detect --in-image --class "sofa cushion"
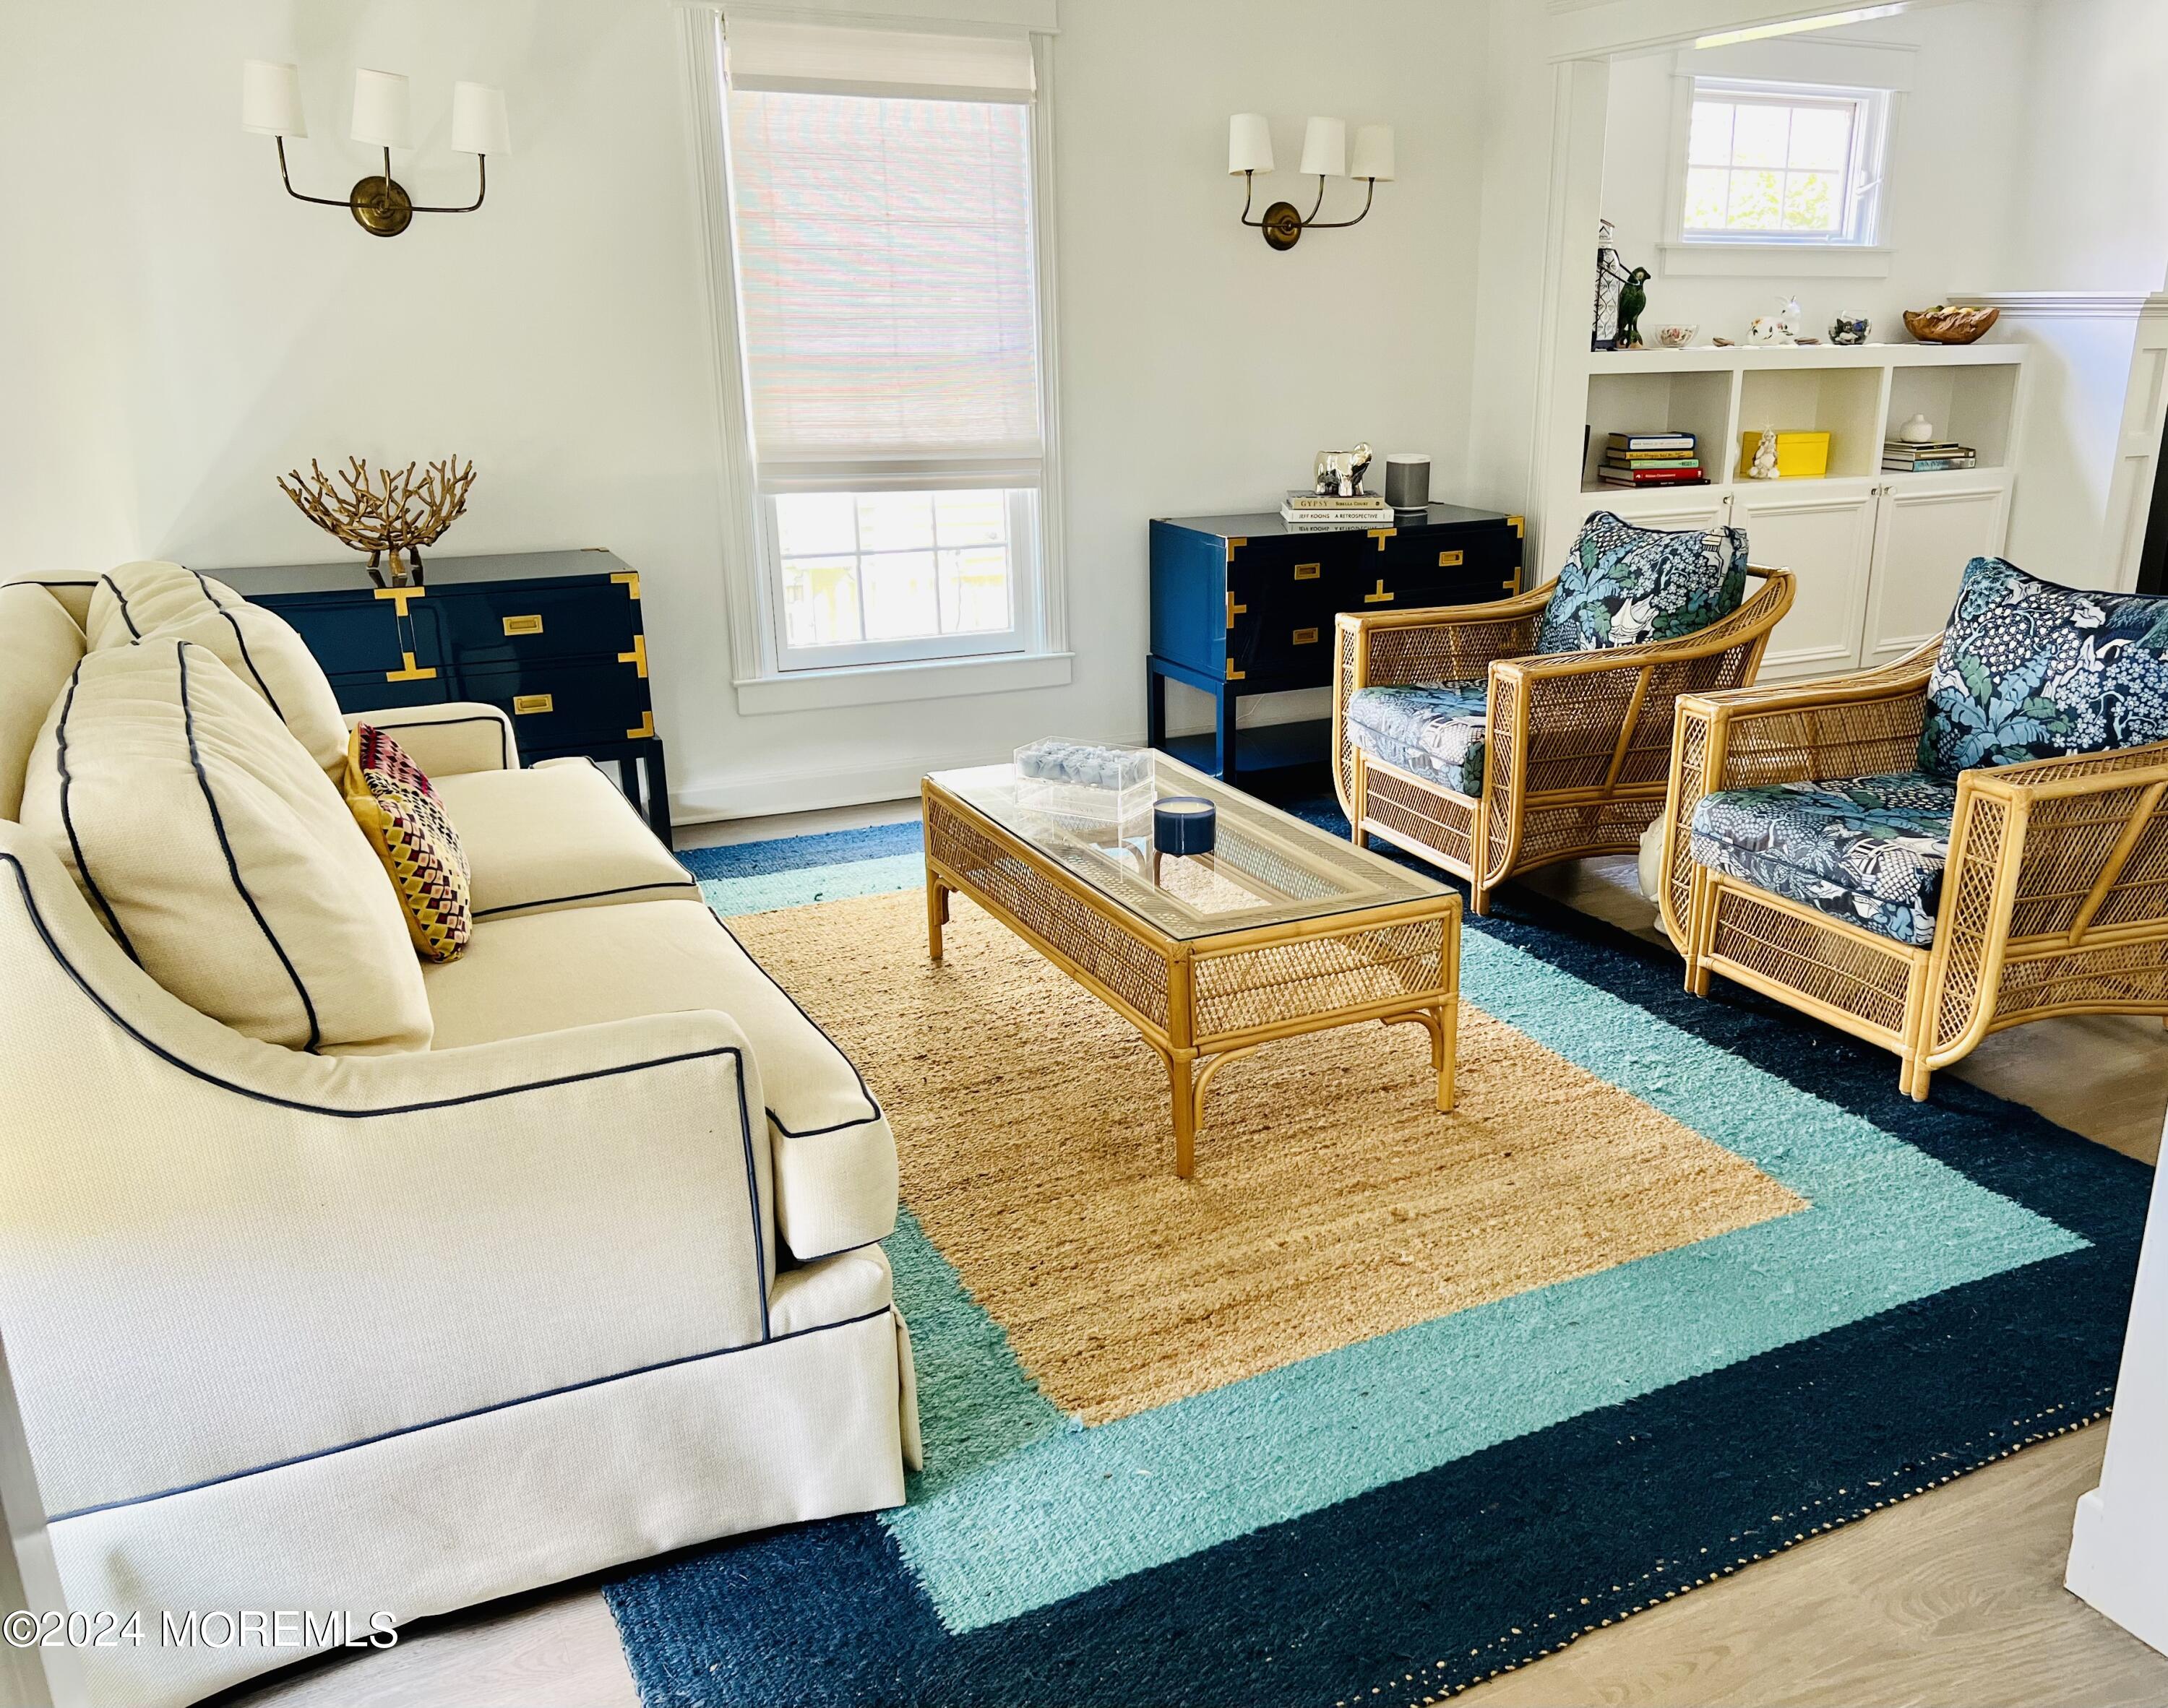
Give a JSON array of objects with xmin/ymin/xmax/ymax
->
[
  {"xmin": 345, "ymin": 724, "xmax": 473, "ymax": 963},
  {"xmin": 1917, "ymin": 556, "xmax": 2168, "ymax": 779},
  {"xmin": 87, "ymin": 562, "xmax": 350, "ymax": 778},
  {"xmin": 1346, "ymin": 683, "xmax": 1489, "ymax": 796},
  {"xmin": 17, "ymin": 640, "xmax": 431, "ymax": 1053},
  {"xmin": 1536, "ymin": 511, "xmax": 1749, "ymax": 654},
  {"xmin": 425, "ymin": 898, "xmax": 897, "ymax": 1257},
  {"xmin": 0, "ymin": 583, "xmax": 85, "ymax": 821},
  {"xmin": 1690, "ymin": 771, "xmax": 1958, "ymax": 949},
  {"xmin": 431, "ymin": 759, "xmax": 700, "ymax": 920}
]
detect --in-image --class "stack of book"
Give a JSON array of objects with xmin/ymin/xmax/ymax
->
[
  {"xmin": 1882, "ymin": 439, "xmax": 1978, "ymax": 473},
  {"xmin": 1599, "ymin": 433, "xmax": 1706, "ymax": 488},
  {"xmin": 1281, "ymin": 488, "xmax": 1390, "ymax": 528}
]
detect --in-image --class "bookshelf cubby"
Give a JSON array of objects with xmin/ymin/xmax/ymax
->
[{"xmin": 1553, "ymin": 342, "xmax": 2028, "ymax": 683}]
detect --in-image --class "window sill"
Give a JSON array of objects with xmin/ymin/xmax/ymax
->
[
  {"xmin": 733, "ymin": 649, "xmax": 1074, "ymax": 715},
  {"xmin": 1659, "ymin": 242, "xmax": 1893, "ymax": 279}
]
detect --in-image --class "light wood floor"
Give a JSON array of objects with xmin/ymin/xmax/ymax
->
[{"xmin": 222, "ymin": 837, "xmax": 2168, "ymax": 1708}]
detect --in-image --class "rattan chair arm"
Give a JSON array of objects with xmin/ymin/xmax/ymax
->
[
  {"xmin": 1675, "ymin": 637, "xmax": 1940, "ymax": 723},
  {"xmin": 1335, "ymin": 585, "xmax": 1553, "ymax": 638},
  {"xmin": 1958, "ymin": 739, "xmax": 2168, "ymax": 801}
]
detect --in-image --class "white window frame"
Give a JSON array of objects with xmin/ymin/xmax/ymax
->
[
  {"xmin": 761, "ymin": 486, "xmax": 1042, "ymax": 671},
  {"xmin": 1674, "ymin": 78, "xmax": 1884, "ymax": 246},
  {"xmin": 679, "ymin": 7, "xmax": 1071, "ymax": 714},
  {"xmin": 1656, "ymin": 43, "xmax": 1908, "ymax": 280}
]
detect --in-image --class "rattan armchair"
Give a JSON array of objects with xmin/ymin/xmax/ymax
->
[
  {"xmin": 1659, "ymin": 644, "xmax": 2168, "ymax": 1098},
  {"xmin": 1333, "ymin": 569, "xmax": 1794, "ymax": 914}
]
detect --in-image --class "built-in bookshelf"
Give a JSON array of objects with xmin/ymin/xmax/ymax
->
[{"xmin": 1552, "ymin": 341, "xmax": 2028, "ymax": 681}]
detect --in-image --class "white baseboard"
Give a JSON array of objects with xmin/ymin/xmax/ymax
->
[{"xmin": 671, "ymin": 736, "xmax": 1145, "ymax": 824}]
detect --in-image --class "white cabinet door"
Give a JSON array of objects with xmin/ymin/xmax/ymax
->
[
  {"xmin": 1730, "ymin": 483, "xmax": 1877, "ymax": 681},
  {"xmin": 1864, "ymin": 477, "xmax": 2012, "ymax": 668}
]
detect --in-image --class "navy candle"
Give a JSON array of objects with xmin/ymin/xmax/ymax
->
[{"xmin": 1154, "ymin": 795, "xmax": 1217, "ymax": 857}]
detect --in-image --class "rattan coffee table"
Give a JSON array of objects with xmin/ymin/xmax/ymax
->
[{"xmin": 921, "ymin": 752, "xmax": 1460, "ymax": 1176}]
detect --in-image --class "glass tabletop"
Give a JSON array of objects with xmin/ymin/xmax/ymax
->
[{"xmin": 927, "ymin": 751, "xmax": 1449, "ymax": 941}]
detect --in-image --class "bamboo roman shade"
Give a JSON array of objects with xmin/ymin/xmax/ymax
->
[{"xmin": 722, "ymin": 16, "xmax": 1044, "ymax": 487}]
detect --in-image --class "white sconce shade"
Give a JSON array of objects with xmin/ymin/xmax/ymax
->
[
  {"xmin": 1350, "ymin": 124, "xmax": 1395, "ymax": 182},
  {"xmin": 1299, "ymin": 116, "xmax": 1346, "ymax": 177},
  {"xmin": 1227, "ymin": 113, "xmax": 1274, "ymax": 175},
  {"xmin": 451, "ymin": 82, "xmax": 509, "ymax": 155},
  {"xmin": 350, "ymin": 69, "xmax": 413, "ymax": 148},
  {"xmin": 241, "ymin": 60, "xmax": 306, "ymax": 137}
]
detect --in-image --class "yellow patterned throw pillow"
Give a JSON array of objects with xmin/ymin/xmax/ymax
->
[{"xmin": 345, "ymin": 723, "xmax": 473, "ymax": 962}]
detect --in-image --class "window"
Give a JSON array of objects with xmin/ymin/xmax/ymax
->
[
  {"xmin": 715, "ymin": 17, "xmax": 1052, "ymax": 674},
  {"xmin": 1678, "ymin": 78, "xmax": 1888, "ymax": 246}
]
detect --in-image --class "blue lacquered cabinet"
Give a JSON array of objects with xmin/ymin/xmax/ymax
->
[
  {"xmin": 212, "ymin": 548, "xmax": 672, "ymax": 845},
  {"xmin": 1148, "ymin": 504, "xmax": 1523, "ymax": 779}
]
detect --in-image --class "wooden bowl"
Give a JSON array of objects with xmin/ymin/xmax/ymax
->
[{"xmin": 1903, "ymin": 306, "xmax": 2000, "ymax": 345}]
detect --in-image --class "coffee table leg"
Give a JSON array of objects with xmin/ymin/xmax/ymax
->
[
  {"xmin": 1437, "ymin": 996, "xmax": 1458, "ymax": 1113},
  {"xmin": 926, "ymin": 876, "xmax": 950, "ymax": 962},
  {"xmin": 1163, "ymin": 1050, "xmax": 1197, "ymax": 1178}
]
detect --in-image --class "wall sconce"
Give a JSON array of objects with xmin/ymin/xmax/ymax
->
[
  {"xmin": 1229, "ymin": 114, "xmax": 1393, "ymax": 251},
  {"xmin": 241, "ymin": 60, "xmax": 508, "ymax": 238}
]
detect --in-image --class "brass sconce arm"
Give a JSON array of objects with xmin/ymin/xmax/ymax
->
[
  {"xmin": 1302, "ymin": 176, "xmax": 1377, "ymax": 231},
  {"xmin": 272, "ymin": 135, "xmax": 356, "ymax": 211},
  {"xmin": 408, "ymin": 155, "xmax": 487, "ymax": 215}
]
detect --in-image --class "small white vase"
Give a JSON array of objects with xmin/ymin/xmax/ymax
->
[{"xmin": 1898, "ymin": 414, "xmax": 1937, "ymax": 445}]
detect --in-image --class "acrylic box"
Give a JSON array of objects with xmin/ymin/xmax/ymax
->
[{"xmin": 1012, "ymin": 739, "xmax": 1156, "ymax": 832}]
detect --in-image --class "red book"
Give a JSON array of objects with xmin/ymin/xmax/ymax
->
[{"xmin": 1600, "ymin": 470, "xmax": 1708, "ymax": 486}]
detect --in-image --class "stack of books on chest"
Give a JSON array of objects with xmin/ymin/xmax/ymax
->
[
  {"xmin": 1599, "ymin": 434, "xmax": 1706, "ymax": 488},
  {"xmin": 1883, "ymin": 440, "xmax": 1978, "ymax": 473},
  {"xmin": 1281, "ymin": 488, "xmax": 1390, "ymax": 527}
]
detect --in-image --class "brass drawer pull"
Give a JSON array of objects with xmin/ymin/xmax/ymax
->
[
  {"xmin": 1293, "ymin": 626, "xmax": 1320, "ymax": 644},
  {"xmin": 512, "ymin": 694, "xmax": 554, "ymax": 715},
  {"xmin": 1438, "ymin": 550, "xmax": 1464, "ymax": 568},
  {"xmin": 1294, "ymin": 562, "xmax": 1322, "ymax": 581},
  {"xmin": 502, "ymin": 613, "xmax": 543, "ymax": 637}
]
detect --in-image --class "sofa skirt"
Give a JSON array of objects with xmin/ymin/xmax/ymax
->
[{"xmin": 54, "ymin": 1303, "xmax": 910, "ymax": 1708}]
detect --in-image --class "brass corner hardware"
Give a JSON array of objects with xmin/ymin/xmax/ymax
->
[
  {"xmin": 1507, "ymin": 514, "xmax": 1526, "ymax": 538},
  {"xmin": 1362, "ymin": 579, "xmax": 1393, "ymax": 604},
  {"xmin": 502, "ymin": 613, "xmax": 543, "ymax": 637},
  {"xmin": 1225, "ymin": 538, "xmax": 1246, "ymax": 564},
  {"xmin": 1369, "ymin": 527, "xmax": 1397, "ymax": 550},
  {"xmin": 1226, "ymin": 593, "xmax": 1247, "ymax": 627},
  {"xmin": 619, "ymin": 634, "xmax": 649, "ymax": 678},
  {"xmin": 512, "ymin": 694, "xmax": 554, "ymax": 715},
  {"xmin": 374, "ymin": 585, "xmax": 426, "ymax": 617},
  {"xmin": 1225, "ymin": 660, "xmax": 1246, "ymax": 682},
  {"xmin": 611, "ymin": 570, "xmax": 642, "ymax": 600},
  {"xmin": 385, "ymin": 650, "xmax": 436, "ymax": 682},
  {"xmin": 627, "ymin": 709, "xmax": 657, "ymax": 739}
]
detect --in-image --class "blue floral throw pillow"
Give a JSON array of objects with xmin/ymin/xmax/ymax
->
[
  {"xmin": 1536, "ymin": 511, "xmax": 1749, "ymax": 654},
  {"xmin": 1917, "ymin": 557, "xmax": 2168, "ymax": 780}
]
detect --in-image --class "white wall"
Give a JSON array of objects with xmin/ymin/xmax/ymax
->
[
  {"xmin": 2006, "ymin": 0, "xmax": 2168, "ymax": 293},
  {"xmin": 1593, "ymin": 6, "xmax": 2031, "ymax": 348},
  {"xmin": 0, "ymin": 0, "xmax": 1489, "ymax": 820}
]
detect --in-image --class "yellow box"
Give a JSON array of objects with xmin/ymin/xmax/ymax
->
[{"xmin": 1737, "ymin": 430, "xmax": 1831, "ymax": 480}]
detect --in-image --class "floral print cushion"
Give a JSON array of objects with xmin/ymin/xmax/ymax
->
[
  {"xmin": 1918, "ymin": 556, "xmax": 2168, "ymax": 779},
  {"xmin": 1689, "ymin": 772, "xmax": 1958, "ymax": 949},
  {"xmin": 1536, "ymin": 511, "xmax": 1750, "ymax": 655},
  {"xmin": 1346, "ymin": 683, "xmax": 1489, "ymax": 798}
]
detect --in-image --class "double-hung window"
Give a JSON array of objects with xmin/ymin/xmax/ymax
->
[{"xmin": 715, "ymin": 15, "xmax": 1051, "ymax": 675}]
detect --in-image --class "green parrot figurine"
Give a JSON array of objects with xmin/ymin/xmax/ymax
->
[{"xmin": 1616, "ymin": 266, "xmax": 1651, "ymax": 350}]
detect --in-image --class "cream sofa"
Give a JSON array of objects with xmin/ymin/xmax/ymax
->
[{"xmin": 0, "ymin": 570, "xmax": 916, "ymax": 1708}]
